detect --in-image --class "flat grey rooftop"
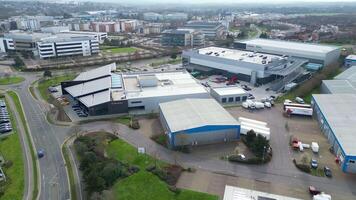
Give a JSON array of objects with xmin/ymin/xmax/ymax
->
[
  {"xmin": 322, "ymin": 80, "xmax": 356, "ymax": 94},
  {"xmin": 312, "ymin": 94, "xmax": 356, "ymax": 156},
  {"xmin": 335, "ymin": 66, "xmax": 356, "ymax": 81},
  {"xmin": 159, "ymin": 98, "xmax": 239, "ymax": 133}
]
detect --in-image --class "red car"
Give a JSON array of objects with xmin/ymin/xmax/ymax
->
[{"xmin": 309, "ymin": 186, "xmax": 321, "ymax": 195}]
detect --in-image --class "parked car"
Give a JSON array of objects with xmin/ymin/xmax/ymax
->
[
  {"xmin": 242, "ymin": 85, "xmax": 252, "ymax": 91},
  {"xmin": 295, "ymin": 97, "xmax": 305, "ymax": 104},
  {"xmin": 324, "ymin": 166, "xmax": 332, "ymax": 177},
  {"xmin": 309, "ymin": 186, "xmax": 321, "ymax": 195},
  {"xmin": 311, "ymin": 159, "xmax": 318, "ymax": 168}
]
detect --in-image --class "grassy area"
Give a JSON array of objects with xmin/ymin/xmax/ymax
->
[
  {"xmin": 151, "ymin": 57, "xmax": 182, "ymax": 67},
  {"xmin": 6, "ymin": 91, "xmax": 38, "ymax": 200},
  {"xmin": 277, "ymin": 86, "xmax": 320, "ymax": 104},
  {"xmin": 61, "ymin": 141, "xmax": 78, "ymax": 200},
  {"xmin": 114, "ymin": 115, "xmax": 132, "ymax": 126},
  {"xmin": 0, "ymin": 76, "xmax": 25, "ymax": 85},
  {"xmin": 37, "ymin": 74, "xmax": 75, "ymax": 101},
  {"xmin": 104, "ymin": 47, "xmax": 138, "ymax": 54},
  {"xmin": 106, "ymin": 139, "xmax": 218, "ymax": 200},
  {"xmin": 311, "ymin": 168, "xmax": 325, "ymax": 177},
  {"xmin": 0, "ymin": 98, "xmax": 24, "ymax": 200}
]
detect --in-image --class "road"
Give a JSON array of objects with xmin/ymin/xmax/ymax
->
[{"xmin": 2, "ymin": 72, "xmax": 72, "ymax": 200}]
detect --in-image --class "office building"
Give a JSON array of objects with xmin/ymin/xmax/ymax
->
[
  {"xmin": 234, "ymin": 39, "xmax": 340, "ymax": 66},
  {"xmin": 210, "ymin": 87, "xmax": 248, "ymax": 104},
  {"xmin": 183, "ymin": 21, "xmax": 226, "ymax": 39},
  {"xmin": 161, "ymin": 29, "xmax": 205, "ymax": 47},
  {"xmin": 159, "ymin": 98, "xmax": 240, "ymax": 148}
]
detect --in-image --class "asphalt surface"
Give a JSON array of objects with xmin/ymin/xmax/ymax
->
[
  {"xmin": 5, "ymin": 93, "xmax": 34, "ymax": 200},
  {"xmin": 3, "ymin": 73, "xmax": 72, "ymax": 200}
]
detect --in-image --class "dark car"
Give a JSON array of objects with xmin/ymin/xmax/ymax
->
[
  {"xmin": 324, "ymin": 166, "xmax": 332, "ymax": 177},
  {"xmin": 37, "ymin": 149, "xmax": 45, "ymax": 158}
]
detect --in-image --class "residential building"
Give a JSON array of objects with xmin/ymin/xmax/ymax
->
[
  {"xmin": 10, "ymin": 15, "xmax": 54, "ymax": 31},
  {"xmin": 143, "ymin": 12, "xmax": 164, "ymax": 21}
]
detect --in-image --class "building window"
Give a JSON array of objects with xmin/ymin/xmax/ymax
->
[
  {"xmin": 228, "ymin": 97, "xmax": 234, "ymax": 102},
  {"xmin": 222, "ymin": 98, "xmax": 227, "ymax": 103},
  {"xmin": 131, "ymin": 101, "xmax": 142, "ymax": 104},
  {"xmin": 242, "ymin": 96, "xmax": 247, "ymax": 101},
  {"xmin": 235, "ymin": 97, "xmax": 241, "ymax": 102}
]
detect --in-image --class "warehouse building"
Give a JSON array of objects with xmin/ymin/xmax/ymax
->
[
  {"xmin": 344, "ymin": 54, "xmax": 356, "ymax": 67},
  {"xmin": 182, "ymin": 46, "xmax": 307, "ymax": 91},
  {"xmin": 320, "ymin": 66, "xmax": 356, "ymax": 94},
  {"xmin": 159, "ymin": 98, "xmax": 240, "ymax": 148},
  {"xmin": 311, "ymin": 94, "xmax": 356, "ymax": 173},
  {"xmin": 234, "ymin": 38, "xmax": 340, "ymax": 66},
  {"xmin": 61, "ymin": 63, "xmax": 210, "ymax": 116},
  {"xmin": 210, "ymin": 86, "xmax": 247, "ymax": 104},
  {"xmin": 313, "ymin": 66, "xmax": 356, "ymax": 173}
]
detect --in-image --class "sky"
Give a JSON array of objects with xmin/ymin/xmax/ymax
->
[{"xmin": 90, "ymin": 0, "xmax": 356, "ymax": 3}]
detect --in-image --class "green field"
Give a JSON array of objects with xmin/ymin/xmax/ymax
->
[
  {"xmin": 37, "ymin": 74, "xmax": 75, "ymax": 101},
  {"xmin": 0, "ymin": 76, "xmax": 25, "ymax": 85},
  {"xmin": 104, "ymin": 47, "xmax": 138, "ymax": 54},
  {"xmin": 0, "ymin": 98, "xmax": 24, "ymax": 200},
  {"xmin": 106, "ymin": 139, "xmax": 218, "ymax": 200}
]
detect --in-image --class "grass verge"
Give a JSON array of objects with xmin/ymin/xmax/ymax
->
[
  {"xmin": 114, "ymin": 115, "xmax": 132, "ymax": 126},
  {"xmin": 104, "ymin": 47, "xmax": 138, "ymax": 54},
  {"xmin": 151, "ymin": 57, "xmax": 181, "ymax": 67},
  {"xmin": 38, "ymin": 74, "xmax": 75, "ymax": 101},
  {"xmin": 0, "ymin": 76, "xmax": 25, "ymax": 85},
  {"xmin": 61, "ymin": 139, "xmax": 78, "ymax": 200},
  {"xmin": 106, "ymin": 139, "xmax": 218, "ymax": 200},
  {"xmin": 6, "ymin": 91, "xmax": 39, "ymax": 200},
  {"xmin": 0, "ymin": 97, "xmax": 24, "ymax": 200}
]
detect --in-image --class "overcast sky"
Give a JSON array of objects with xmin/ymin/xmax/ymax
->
[{"xmin": 90, "ymin": 0, "xmax": 356, "ymax": 3}]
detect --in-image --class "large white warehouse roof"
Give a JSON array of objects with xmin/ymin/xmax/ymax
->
[
  {"xmin": 159, "ymin": 98, "xmax": 239, "ymax": 133},
  {"xmin": 312, "ymin": 94, "xmax": 356, "ymax": 156},
  {"xmin": 244, "ymin": 38, "xmax": 339, "ymax": 54}
]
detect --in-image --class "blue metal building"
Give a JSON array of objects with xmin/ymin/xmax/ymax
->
[{"xmin": 159, "ymin": 98, "xmax": 240, "ymax": 148}]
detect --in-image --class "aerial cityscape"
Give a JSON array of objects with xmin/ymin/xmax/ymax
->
[{"xmin": 0, "ymin": 0, "xmax": 356, "ymax": 200}]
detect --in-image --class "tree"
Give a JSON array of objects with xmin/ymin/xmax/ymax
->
[
  {"xmin": 43, "ymin": 70, "xmax": 52, "ymax": 77},
  {"xmin": 170, "ymin": 53, "xmax": 177, "ymax": 59},
  {"xmin": 13, "ymin": 56, "xmax": 24, "ymax": 68},
  {"xmin": 251, "ymin": 134, "xmax": 269, "ymax": 158},
  {"xmin": 246, "ymin": 130, "xmax": 256, "ymax": 146},
  {"xmin": 260, "ymin": 32, "xmax": 268, "ymax": 39}
]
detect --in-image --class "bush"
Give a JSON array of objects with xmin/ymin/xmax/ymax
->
[
  {"xmin": 129, "ymin": 119, "xmax": 140, "ymax": 129},
  {"xmin": 293, "ymin": 159, "xmax": 311, "ymax": 173},
  {"xmin": 2, "ymin": 160, "xmax": 13, "ymax": 168},
  {"xmin": 128, "ymin": 165, "xmax": 140, "ymax": 174},
  {"xmin": 146, "ymin": 165, "xmax": 156, "ymax": 172},
  {"xmin": 168, "ymin": 185, "xmax": 181, "ymax": 194}
]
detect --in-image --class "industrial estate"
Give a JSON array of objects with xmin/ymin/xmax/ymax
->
[{"xmin": 0, "ymin": 1, "xmax": 356, "ymax": 200}]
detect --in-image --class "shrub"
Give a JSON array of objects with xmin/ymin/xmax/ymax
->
[
  {"xmin": 146, "ymin": 165, "xmax": 156, "ymax": 172},
  {"xmin": 128, "ymin": 165, "xmax": 140, "ymax": 174},
  {"xmin": 129, "ymin": 119, "xmax": 140, "ymax": 129},
  {"xmin": 293, "ymin": 159, "xmax": 311, "ymax": 173},
  {"xmin": 2, "ymin": 160, "xmax": 13, "ymax": 168},
  {"xmin": 168, "ymin": 185, "xmax": 181, "ymax": 194}
]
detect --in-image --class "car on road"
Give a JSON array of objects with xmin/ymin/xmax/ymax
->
[
  {"xmin": 37, "ymin": 149, "xmax": 45, "ymax": 158},
  {"xmin": 324, "ymin": 166, "xmax": 332, "ymax": 177},
  {"xmin": 311, "ymin": 159, "xmax": 318, "ymax": 169},
  {"xmin": 309, "ymin": 185, "xmax": 321, "ymax": 195},
  {"xmin": 242, "ymin": 84, "xmax": 252, "ymax": 91}
]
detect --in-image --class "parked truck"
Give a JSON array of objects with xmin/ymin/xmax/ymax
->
[{"xmin": 285, "ymin": 106, "xmax": 313, "ymax": 117}]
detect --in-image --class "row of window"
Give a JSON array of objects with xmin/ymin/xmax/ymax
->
[{"xmin": 221, "ymin": 96, "xmax": 247, "ymax": 103}]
